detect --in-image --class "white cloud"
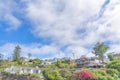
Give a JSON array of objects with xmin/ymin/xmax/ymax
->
[
  {"xmin": 25, "ymin": 0, "xmax": 106, "ymax": 45},
  {"xmin": 0, "ymin": 0, "xmax": 21, "ymax": 31},
  {"xmin": 4, "ymin": 14, "xmax": 21, "ymax": 31},
  {"xmin": 24, "ymin": 0, "xmax": 107, "ymax": 56},
  {"xmin": 1, "ymin": 0, "xmax": 120, "ymax": 59},
  {"xmin": 65, "ymin": 45, "xmax": 89, "ymax": 58},
  {"xmin": 25, "ymin": 0, "xmax": 120, "ymax": 57},
  {"xmin": 0, "ymin": 43, "xmax": 61, "ymax": 59},
  {"xmin": 89, "ymin": 0, "xmax": 120, "ymax": 44},
  {"xmin": 0, "ymin": 43, "xmax": 15, "ymax": 57}
]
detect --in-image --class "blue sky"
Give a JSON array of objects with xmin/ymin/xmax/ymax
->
[
  {"xmin": 0, "ymin": 0, "xmax": 120, "ymax": 59},
  {"xmin": 0, "ymin": 21, "xmax": 45, "ymax": 45}
]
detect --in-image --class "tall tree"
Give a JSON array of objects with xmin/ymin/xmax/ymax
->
[
  {"xmin": 92, "ymin": 42, "xmax": 109, "ymax": 63},
  {"xmin": 13, "ymin": 45, "xmax": 21, "ymax": 61},
  {"xmin": 108, "ymin": 53, "xmax": 114, "ymax": 61},
  {"xmin": 0, "ymin": 53, "xmax": 3, "ymax": 60},
  {"xmin": 0, "ymin": 53, "xmax": 3, "ymax": 66},
  {"xmin": 28, "ymin": 53, "xmax": 32, "ymax": 59}
]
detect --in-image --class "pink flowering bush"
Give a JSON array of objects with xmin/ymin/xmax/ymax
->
[
  {"xmin": 71, "ymin": 70, "xmax": 97, "ymax": 80},
  {"xmin": 80, "ymin": 70, "xmax": 96, "ymax": 80}
]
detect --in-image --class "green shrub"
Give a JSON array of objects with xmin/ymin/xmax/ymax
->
[
  {"xmin": 106, "ymin": 69, "xmax": 119, "ymax": 79},
  {"xmin": 59, "ymin": 69, "xmax": 72, "ymax": 80},
  {"xmin": 106, "ymin": 75, "xmax": 114, "ymax": 80},
  {"xmin": 43, "ymin": 69, "xmax": 63, "ymax": 80},
  {"xmin": 106, "ymin": 69, "xmax": 119, "ymax": 75},
  {"xmin": 28, "ymin": 74, "xmax": 40, "ymax": 78},
  {"xmin": 92, "ymin": 69, "xmax": 119, "ymax": 80},
  {"xmin": 92, "ymin": 70, "xmax": 107, "ymax": 76},
  {"xmin": 106, "ymin": 60, "xmax": 120, "ymax": 72},
  {"xmin": 97, "ymin": 76, "xmax": 107, "ymax": 80}
]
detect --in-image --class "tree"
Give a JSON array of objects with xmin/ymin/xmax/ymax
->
[
  {"xmin": 0, "ymin": 53, "xmax": 3, "ymax": 60},
  {"xmin": 18, "ymin": 57, "xmax": 24, "ymax": 65},
  {"xmin": 56, "ymin": 60, "xmax": 69, "ymax": 68},
  {"xmin": 92, "ymin": 42, "xmax": 109, "ymax": 63},
  {"xmin": 0, "ymin": 53, "xmax": 3, "ymax": 66},
  {"xmin": 32, "ymin": 58, "xmax": 42, "ymax": 67},
  {"xmin": 13, "ymin": 45, "xmax": 21, "ymax": 61},
  {"xmin": 108, "ymin": 53, "xmax": 114, "ymax": 61},
  {"xmin": 28, "ymin": 53, "xmax": 32, "ymax": 59},
  {"xmin": 70, "ymin": 59, "xmax": 76, "ymax": 68}
]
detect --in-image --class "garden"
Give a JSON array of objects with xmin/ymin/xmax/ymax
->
[{"xmin": 42, "ymin": 60, "xmax": 120, "ymax": 80}]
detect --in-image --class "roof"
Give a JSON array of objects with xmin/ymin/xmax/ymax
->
[{"xmin": 21, "ymin": 67, "xmax": 39, "ymax": 70}]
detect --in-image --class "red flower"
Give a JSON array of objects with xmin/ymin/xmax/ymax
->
[
  {"xmin": 71, "ymin": 70, "xmax": 96, "ymax": 80},
  {"xmin": 79, "ymin": 70, "xmax": 96, "ymax": 80}
]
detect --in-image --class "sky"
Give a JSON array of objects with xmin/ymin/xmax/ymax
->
[{"xmin": 0, "ymin": 0, "xmax": 120, "ymax": 59}]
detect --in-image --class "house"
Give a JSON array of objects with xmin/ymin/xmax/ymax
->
[
  {"xmin": 52, "ymin": 58, "xmax": 60, "ymax": 62},
  {"xmin": 5, "ymin": 66, "xmax": 16, "ymax": 74},
  {"xmin": 42, "ymin": 59, "xmax": 52, "ymax": 65},
  {"xmin": 108, "ymin": 53, "xmax": 120, "ymax": 60},
  {"xmin": 76, "ymin": 57, "xmax": 104, "ymax": 68},
  {"xmin": 61, "ymin": 57, "xmax": 72, "ymax": 62},
  {"xmin": 113, "ymin": 54, "xmax": 120, "ymax": 60},
  {"xmin": 20, "ymin": 66, "xmax": 40, "ymax": 74},
  {"xmin": 5, "ymin": 66, "xmax": 41, "ymax": 74},
  {"xmin": 20, "ymin": 57, "xmax": 29, "ymax": 62},
  {"xmin": 109, "ymin": 53, "xmax": 120, "ymax": 60}
]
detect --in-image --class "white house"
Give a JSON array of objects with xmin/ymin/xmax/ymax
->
[
  {"xmin": 5, "ymin": 66, "xmax": 41, "ymax": 74},
  {"xmin": 20, "ymin": 66, "xmax": 40, "ymax": 74},
  {"xmin": 42, "ymin": 59, "xmax": 52, "ymax": 65},
  {"xmin": 5, "ymin": 66, "xmax": 16, "ymax": 74}
]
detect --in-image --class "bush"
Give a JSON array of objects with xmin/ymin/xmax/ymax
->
[
  {"xmin": 71, "ymin": 70, "xmax": 97, "ymax": 80},
  {"xmin": 28, "ymin": 74, "xmax": 40, "ymax": 78},
  {"xmin": 71, "ymin": 69, "xmax": 119, "ymax": 80},
  {"xmin": 43, "ymin": 69, "xmax": 63, "ymax": 80},
  {"xmin": 97, "ymin": 76, "xmax": 107, "ymax": 80},
  {"xmin": 93, "ymin": 70, "xmax": 107, "ymax": 76},
  {"xmin": 92, "ymin": 69, "xmax": 119, "ymax": 80},
  {"xmin": 106, "ymin": 69, "xmax": 119, "ymax": 77},
  {"xmin": 59, "ymin": 69, "xmax": 72, "ymax": 80},
  {"xmin": 106, "ymin": 60, "xmax": 120, "ymax": 72}
]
